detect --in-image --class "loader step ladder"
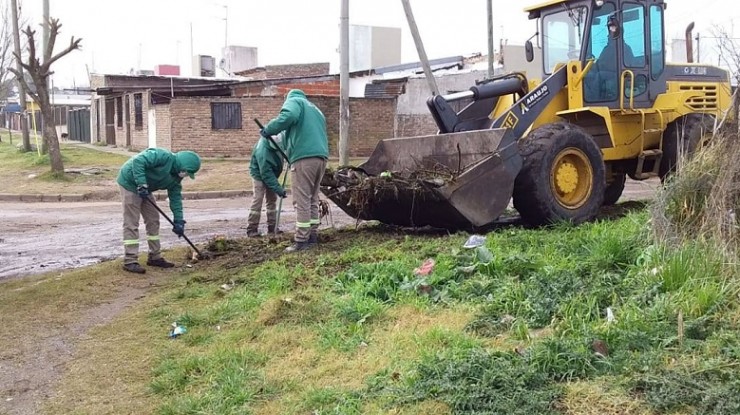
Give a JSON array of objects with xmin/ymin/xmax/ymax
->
[{"xmin": 633, "ymin": 109, "xmax": 665, "ymax": 180}]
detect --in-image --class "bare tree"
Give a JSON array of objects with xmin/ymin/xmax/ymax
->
[
  {"xmin": 0, "ymin": 1, "xmax": 14, "ymax": 101},
  {"xmin": 8, "ymin": 19, "xmax": 81, "ymax": 174},
  {"xmin": 712, "ymin": 24, "xmax": 740, "ymax": 130}
]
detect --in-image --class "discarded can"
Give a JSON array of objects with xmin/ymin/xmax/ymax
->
[{"xmin": 463, "ymin": 235, "xmax": 486, "ymax": 249}]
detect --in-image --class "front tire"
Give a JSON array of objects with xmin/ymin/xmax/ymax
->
[
  {"xmin": 603, "ymin": 174, "xmax": 626, "ymax": 206},
  {"xmin": 659, "ymin": 114, "xmax": 714, "ymax": 180},
  {"xmin": 513, "ymin": 123, "xmax": 606, "ymax": 226}
]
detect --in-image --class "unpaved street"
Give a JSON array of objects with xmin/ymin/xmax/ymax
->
[
  {"xmin": 0, "ymin": 197, "xmax": 355, "ymax": 281},
  {"xmin": 0, "ymin": 179, "xmax": 659, "ymax": 281}
]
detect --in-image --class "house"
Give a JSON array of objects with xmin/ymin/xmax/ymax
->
[
  {"xmin": 90, "ymin": 74, "xmax": 236, "ymax": 150},
  {"xmin": 90, "ymin": 69, "xmax": 396, "ymax": 158}
]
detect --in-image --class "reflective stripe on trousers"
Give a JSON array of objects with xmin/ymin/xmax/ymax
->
[
  {"xmin": 291, "ymin": 157, "xmax": 327, "ymax": 242},
  {"xmin": 120, "ymin": 185, "xmax": 163, "ymax": 264},
  {"xmin": 247, "ymin": 179, "xmax": 278, "ymax": 232}
]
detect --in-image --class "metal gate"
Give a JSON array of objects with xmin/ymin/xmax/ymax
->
[{"xmin": 67, "ymin": 108, "xmax": 91, "ymax": 143}]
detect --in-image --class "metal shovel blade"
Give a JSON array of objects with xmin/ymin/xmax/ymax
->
[{"xmin": 322, "ymin": 129, "xmax": 522, "ymax": 229}]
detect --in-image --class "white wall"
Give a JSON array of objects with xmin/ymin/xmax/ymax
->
[{"xmin": 398, "ymin": 71, "xmax": 487, "ymax": 115}]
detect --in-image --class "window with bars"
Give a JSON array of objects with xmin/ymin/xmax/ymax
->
[
  {"xmin": 211, "ymin": 102, "xmax": 242, "ymax": 130},
  {"xmin": 134, "ymin": 93, "xmax": 143, "ymax": 129}
]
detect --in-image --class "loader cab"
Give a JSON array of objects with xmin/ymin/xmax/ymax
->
[{"xmin": 526, "ymin": 0, "xmax": 667, "ymax": 109}]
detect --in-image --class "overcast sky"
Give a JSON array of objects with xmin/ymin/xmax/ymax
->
[{"xmin": 16, "ymin": 0, "xmax": 740, "ymax": 87}]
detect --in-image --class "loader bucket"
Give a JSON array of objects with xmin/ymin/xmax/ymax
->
[{"xmin": 321, "ymin": 129, "xmax": 523, "ymax": 229}]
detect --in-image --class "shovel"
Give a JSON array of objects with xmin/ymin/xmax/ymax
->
[
  {"xmin": 143, "ymin": 196, "xmax": 208, "ymax": 260},
  {"xmin": 254, "ymin": 118, "xmax": 290, "ymax": 235}
]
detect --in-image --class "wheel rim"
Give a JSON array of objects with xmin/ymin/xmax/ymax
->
[{"xmin": 550, "ymin": 147, "xmax": 593, "ymax": 210}]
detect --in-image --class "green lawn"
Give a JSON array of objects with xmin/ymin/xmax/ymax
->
[{"xmin": 0, "ymin": 208, "xmax": 733, "ymax": 414}]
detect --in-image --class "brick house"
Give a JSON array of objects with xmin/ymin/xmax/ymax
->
[{"xmin": 91, "ymin": 71, "xmax": 397, "ymax": 158}]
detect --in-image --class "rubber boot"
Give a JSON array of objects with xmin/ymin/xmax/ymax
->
[
  {"xmin": 123, "ymin": 263, "xmax": 146, "ymax": 274},
  {"xmin": 147, "ymin": 257, "xmax": 175, "ymax": 268}
]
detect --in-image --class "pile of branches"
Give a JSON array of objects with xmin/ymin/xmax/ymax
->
[{"xmin": 321, "ymin": 163, "xmax": 458, "ymax": 214}]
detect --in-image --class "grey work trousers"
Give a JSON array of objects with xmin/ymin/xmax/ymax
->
[
  {"xmin": 247, "ymin": 179, "xmax": 278, "ymax": 232},
  {"xmin": 291, "ymin": 157, "xmax": 327, "ymax": 242},
  {"xmin": 120, "ymin": 185, "xmax": 162, "ymax": 265}
]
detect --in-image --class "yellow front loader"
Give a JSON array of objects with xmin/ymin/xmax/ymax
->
[{"xmin": 322, "ymin": 0, "xmax": 732, "ymax": 228}]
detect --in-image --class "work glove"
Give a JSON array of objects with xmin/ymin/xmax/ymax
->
[
  {"xmin": 276, "ymin": 188, "xmax": 287, "ymax": 198},
  {"xmin": 172, "ymin": 219, "xmax": 186, "ymax": 237},
  {"xmin": 137, "ymin": 184, "xmax": 150, "ymax": 199}
]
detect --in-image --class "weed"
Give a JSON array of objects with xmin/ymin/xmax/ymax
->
[{"xmin": 395, "ymin": 349, "xmax": 562, "ymax": 414}]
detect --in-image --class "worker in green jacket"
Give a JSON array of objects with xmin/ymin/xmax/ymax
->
[
  {"xmin": 116, "ymin": 148, "xmax": 202, "ymax": 274},
  {"xmin": 261, "ymin": 89, "xmax": 329, "ymax": 252},
  {"xmin": 247, "ymin": 132, "xmax": 286, "ymax": 237}
]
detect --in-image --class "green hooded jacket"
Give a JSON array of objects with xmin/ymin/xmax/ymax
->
[
  {"xmin": 262, "ymin": 89, "xmax": 329, "ymax": 164},
  {"xmin": 249, "ymin": 136, "xmax": 285, "ymax": 195},
  {"xmin": 116, "ymin": 148, "xmax": 201, "ymax": 221}
]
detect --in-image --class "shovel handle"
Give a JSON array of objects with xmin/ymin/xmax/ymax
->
[
  {"xmin": 253, "ymin": 118, "xmax": 290, "ymax": 164},
  {"xmin": 143, "ymin": 196, "xmax": 203, "ymax": 258}
]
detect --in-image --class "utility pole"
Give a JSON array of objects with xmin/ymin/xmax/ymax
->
[
  {"xmin": 487, "ymin": 0, "xmax": 494, "ymax": 78},
  {"xmin": 41, "ymin": 0, "xmax": 50, "ymax": 154},
  {"xmin": 223, "ymin": 5, "xmax": 228, "ymax": 49},
  {"xmin": 339, "ymin": 0, "xmax": 350, "ymax": 166},
  {"xmin": 190, "ymin": 22, "xmax": 194, "ymax": 76},
  {"xmin": 400, "ymin": 0, "xmax": 439, "ymax": 95},
  {"xmin": 695, "ymin": 32, "xmax": 701, "ymax": 62},
  {"xmin": 42, "ymin": 0, "xmax": 49, "ymax": 58},
  {"xmin": 10, "ymin": 0, "xmax": 31, "ymax": 152}
]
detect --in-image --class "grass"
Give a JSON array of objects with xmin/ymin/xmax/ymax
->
[
  {"xmin": 0, "ymin": 203, "xmax": 725, "ymax": 414},
  {"xmin": 0, "ymin": 138, "xmax": 367, "ymax": 197},
  {"xmin": 4, "ymin": 130, "xmax": 738, "ymax": 413}
]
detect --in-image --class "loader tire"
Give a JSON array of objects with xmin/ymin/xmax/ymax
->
[
  {"xmin": 603, "ymin": 174, "xmax": 626, "ymax": 206},
  {"xmin": 659, "ymin": 114, "xmax": 714, "ymax": 181},
  {"xmin": 513, "ymin": 123, "xmax": 606, "ymax": 226}
]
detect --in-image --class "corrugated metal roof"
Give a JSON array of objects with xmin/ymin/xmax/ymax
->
[{"xmin": 364, "ymin": 80, "xmax": 406, "ymax": 98}]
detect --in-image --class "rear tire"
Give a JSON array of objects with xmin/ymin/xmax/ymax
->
[
  {"xmin": 603, "ymin": 174, "xmax": 626, "ymax": 206},
  {"xmin": 659, "ymin": 114, "xmax": 714, "ymax": 180},
  {"xmin": 513, "ymin": 123, "xmax": 606, "ymax": 226}
]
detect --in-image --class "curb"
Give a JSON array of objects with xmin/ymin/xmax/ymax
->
[{"xmin": 0, "ymin": 190, "xmax": 262, "ymax": 203}]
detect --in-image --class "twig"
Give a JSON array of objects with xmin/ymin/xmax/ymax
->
[{"xmin": 457, "ymin": 143, "xmax": 462, "ymax": 176}]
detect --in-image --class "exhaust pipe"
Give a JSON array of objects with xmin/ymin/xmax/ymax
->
[{"xmin": 686, "ymin": 22, "xmax": 695, "ymax": 63}]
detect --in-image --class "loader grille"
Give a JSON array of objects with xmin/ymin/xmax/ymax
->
[{"xmin": 679, "ymin": 85, "xmax": 719, "ymax": 111}]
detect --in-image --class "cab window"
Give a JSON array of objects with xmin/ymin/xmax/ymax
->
[
  {"xmin": 622, "ymin": 3, "xmax": 646, "ymax": 68},
  {"xmin": 649, "ymin": 5, "xmax": 665, "ymax": 79},
  {"xmin": 542, "ymin": 6, "xmax": 588, "ymax": 74}
]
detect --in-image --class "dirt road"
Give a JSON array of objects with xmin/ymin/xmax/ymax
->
[
  {"xmin": 0, "ymin": 179, "xmax": 659, "ymax": 281},
  {"xmin": 0, "ymin": 197, "xmax": 355, "ymax": 281}
]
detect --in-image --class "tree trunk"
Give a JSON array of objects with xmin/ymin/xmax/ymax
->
[
  {"xmin": 41, "ymin": 108, "xmax": 63, "ymax": 173},
  {"xmin": 36, "ymin": 83, "xmax": 63, "ymax": 173}
]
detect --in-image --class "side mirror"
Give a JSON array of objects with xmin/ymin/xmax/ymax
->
[{"xmin": 525, "ymin": 40, "xmax": 535, "ymax": 63}]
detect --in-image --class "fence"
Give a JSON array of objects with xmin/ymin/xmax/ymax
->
[{"xmin": 67, "ymin": 108, "xmax": 91, "ymax": 143}]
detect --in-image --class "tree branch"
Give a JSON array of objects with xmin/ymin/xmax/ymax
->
[
  {"xmin": 22, "ymin": 25, "xmax": 40, "ymax": 74},
  {"xmin": 42, "ymin": 17, "xmax": 58, "ymax": 64},
  {"xmin": 44, "ymin": 36, "xmax": 81, "ymax": 70},
  {"xmin": 7, "ymin": 66, "xmax": 39, "ymax": 103}
]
